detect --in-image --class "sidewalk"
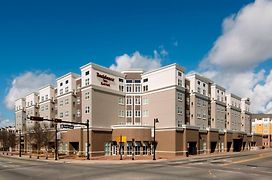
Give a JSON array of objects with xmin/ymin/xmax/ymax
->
[{"xmin": 1, "ymin": 148, "xmax": 271, "ymax": 165}]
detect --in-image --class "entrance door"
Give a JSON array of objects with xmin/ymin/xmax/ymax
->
[
  {"xmin": 188, "ymin": 142, "xmax": 197, "ymax": 155},
  {"xmin": 210, "ymin": 142, "xmax": 217, "ymax": 153},
  {"xmin": 233, "ymin": 139, "xmax": 243, "ymax": 152}
]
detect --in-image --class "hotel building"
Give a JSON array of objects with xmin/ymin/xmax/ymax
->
[{"xmin": 15, "ymin": 62, "xmax": 262, "ymax": 158}]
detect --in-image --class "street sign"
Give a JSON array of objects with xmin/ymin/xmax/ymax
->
[
  {"xmin": 60, "ymin": 124, "xmax": 74, "ymax": 129},
  {"xmin": 116, "ymin": 136, "xmax": 127, "ymax": 143}
]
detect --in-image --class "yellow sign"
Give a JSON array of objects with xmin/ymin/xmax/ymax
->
[{"xmin": 116, "ymin": 136, "xmax": 127, "ymax": 143}]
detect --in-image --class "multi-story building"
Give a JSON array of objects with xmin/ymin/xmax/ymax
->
[
  {"xmin": 56, "ymin": 73, "xmax": 80, "ymax": 123},
  {"xmin": 39, "ymin": 85, "xmax": 56, "ymax": 128},
  {"xmin": 226, "ymin": 93, "xmax": 241, "ymax": 131},
  {"xmin": 25, "ymin": 92, "xmax": 39, "ymax": 130},
  {"xmin": 14, "ymin": 62, "xmax": 262, "ymax": 158},
  {"xmin": 241, "ymin": 98, "xmax": 251, "ymax": 134},
  {"xmin": 186, "ymin": 74, "xmax": 212, "ymax": 130},
  {"xmin": 15, "ymin": 98, "xmax": 26, "ymax": 131},
  {"xmin": 251, "ymin": 114, "xmax": 272, "ymax": 148},
  {"xmin": 210, "ymin": 84, "xmax": 226, "ymax": 131}
]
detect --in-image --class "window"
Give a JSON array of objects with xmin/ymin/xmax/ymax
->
[
  {"xmin": 126, "ymin": 80, "xmax": 133, "ymax": 83},
  {"xmin": 65, "ymin": 87, "xmax": 69, "ymax": 93},
  {"xmin": 118, "ymin": 110, "xmax": 125, "ymax": 117},
  {"xmin": 135, "ymin": 97, "xmax": 141, "ymax": 105},
  {"xmin": 143, "ymin": 78, "xmax": 148, "ymax": 83},
  {"xmin": 65, "ymin": 111, "xmax": 69, "ymax": 117},
  {"xmin": 118, "ymin": 97, "xmax": 124, "ymax": 105},
  {"xmin": 60, "ymin": 82, "xmax": 63, "ymax": 86},
  {"xmin": 203, "ymin": 89, "xmax": 206, "ymax": 96},
  {"xmin": 177, "ymin": 120, "xmax": 183, "ymax": 127},
  {"xmin": 85, "ymin": 78, "xmax": 90, "ymax": 86},
  {"xmin": 126, "ymin": 110, "xmax": 132, "ymax": 117},
  {"xmin": 45, "ymin": 95, "xmax": 48, "ymax": 100},
  {"xmin": 143, "ymin": 110, "xmax": 149, "ymax": 117},
  {"xmin": 41, "ymin": 106, "xmax": 44, "ymax": 111},
  {"xmin": 178, "ymin": 92, "xmax": 183, "ymax": 101},
  {"xmin": 143, "ymin": 85, "xmax": 148, "ymax": 92},
  {"xmin": 197, "ymin": 113, "xmax": 201, "ymax": 118},
  {"xmin": 177, "ymin": 107, "xmax": 182, "ymax": 114},
  {"xmin": 77, "ymin": 97, "xmax": 80, "ymax": 104},
  {"xmin": 203, "ymin": 83, "xmax": 206, "ymax": 87},
  {"xmin": 65, "ymin": 98, "xmax": 69, "ymax": 104},
  {"xmin": 197, "ymin": 81, "xmax": 200, "ymax": 85},
  {"xmin": 126, "ymin": 97, "xmax": 132, "ymax": 105},
  {"xmin": 127, "ymin": 142, "xmax": 132, "ymax": 155},
  {"xmin": 143, "ymin": 145, "xmax": 148, "ymax": 155},
  {"xmin": 135, "ymin": 85, "xmax": 141, "ymax": 92},
  {"xmin": 59, "ymin": 100, "xmax": 63, "ymax": 106},
  {"xmin": 85, "ymin": 92, "xmax": 90, "ymax": 100},
  {"xmin": 45, "ymin": 105, "xmax": 48, "ymax": 110},
  {"xmin": 85, "ymin": 106, "xmax": 90, "ymax": 114},
  {"xmin": 178, "ymin": 71, "xmax": 182, "ymax": 77},
  {"xmin": 119, "ymin": 78, "xmax": 124, "ymax": 82},
  {"xmin": 119, "ymin": 85, "xmax": 124, "ymax": 92},
  {"xmin": 126, "ymin": 85, "xmax": 132, "ymax": 92},
  {"xmin": 135, "ymin": 142, "xmax": 141, "ymax": 155},
  {"xmin": 60, "ymin": 89, "xmax": 63, "ymax": 95},
  {"xmin": 85, "ymin": 71, "xmax": 89, "ymax": 76},
  {"xmin": 65, "ymin": 80, "xmax": 69, "ymax": 84},
  {"xmin": 135, "ymin": 80, "xmax": 141, "ymax": 83},
  {"xmin": 142, "ymin": 97, "xmax": 149, "ymax": 105},
  {"xmin": 197, "ymin": 87, "xmax": 200, "ymax": 93},
  {"xmin": 60, "ymin": 112, "xmax": 63, "ymax": 118},
  {"xmin": 135, "ymin": 110, "xmax": 141, "ymax": 117},
  {"xmin": 77, "ymin": 109, "xmax": 80, "ymax": 117},
  {"xmin": 178, "ymin": 79, "xmax": 182, "ymax": 86}
]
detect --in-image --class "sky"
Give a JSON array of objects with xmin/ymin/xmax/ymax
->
[{"xmin": 1, "ymin": 0, "xmax": 272, "ymax": 127}]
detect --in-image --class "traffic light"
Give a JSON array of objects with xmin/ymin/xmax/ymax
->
[{"xmin": 29, "ymin": 116, "xmax": 44, "ymax": 121}]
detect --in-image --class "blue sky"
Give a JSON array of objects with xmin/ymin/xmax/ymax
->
[{"xmin": 3, "ymin": 0, "xmax": 270, "ymax": 126}]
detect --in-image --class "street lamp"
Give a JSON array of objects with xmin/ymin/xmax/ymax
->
[
  {"xmin": 153, "ymin": 118, "xmax": 159, "ymax": 160},
  {"xmin": 19, "ymin": 130, "xmax": 22, "ymax": 157}
]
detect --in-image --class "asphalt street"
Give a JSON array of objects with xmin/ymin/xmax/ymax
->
[{"xmin": 0, "ymin": 150, "xmax": 271, "ymax": 180}]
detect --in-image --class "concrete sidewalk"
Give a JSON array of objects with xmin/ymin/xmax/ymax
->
[{"xmin": 1, "ymin": 148, "xmax": 271, "ymax": 165}]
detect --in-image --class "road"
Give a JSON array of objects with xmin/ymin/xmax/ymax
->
[{"xmin": 0, "ymin": 150, "xmax": 271, "ymax": 180}]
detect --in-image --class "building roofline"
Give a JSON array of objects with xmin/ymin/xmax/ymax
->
[
  {"xmin": 25, "ymin": 91, "xmax": 39, "ymax": 97},
  {"xmin": 142, "ymin": 63, "xmax": 185, "ymax": 76},
  {"xmin": 38, "ymin": 84, "xmax": 55, "ymax": 91},
  {"xmin": 226, "ymin": 92, "xmax": 241, "ymax": 100},
  {"xmin": 15, "ymin": 97, "xmax": 26, "ymax": 102},
  {"xmin": 211, "ymin": 83, "xmax": 225, "ymax": 91},
  {"xmin": 80, "ymin": 62, "xmax": 125, "ymax": 77},
  {"xmin": 56, "ymin": 72, "xmax": 80, "ymax": 81},
  {"xmin": 186, "ymin": 73, "xmax": 213, "ymax": 83}
]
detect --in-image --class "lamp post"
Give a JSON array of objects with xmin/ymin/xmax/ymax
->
[
  {"xmin": 86, "ymin": 120, "xmax": 90, "ymax": 160},
  {"xmin": 19, "ymin": 130, "xmax": 22, "ymax": 157},
  {"xmin": 153, "ymin": 118, "xmax": 159, "ymax": 160}
]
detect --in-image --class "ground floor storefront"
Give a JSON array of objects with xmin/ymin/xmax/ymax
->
[{"xmin": 16, "ymin": 125, "xmax": 263, "ymax": 159}]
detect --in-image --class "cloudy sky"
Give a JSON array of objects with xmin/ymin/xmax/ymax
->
[{"xmin": 1, "ymin": 0, "xmax": 272, "ymax": 127}]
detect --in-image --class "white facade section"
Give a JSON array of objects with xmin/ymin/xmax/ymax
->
[{"xmin": 56, "ymin": 73, "xmax": 80, "ymax": 96}]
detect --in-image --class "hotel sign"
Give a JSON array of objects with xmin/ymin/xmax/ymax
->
[{"xmin": 97, "ymin": 72, "xmax": 114, "ymax": 87}]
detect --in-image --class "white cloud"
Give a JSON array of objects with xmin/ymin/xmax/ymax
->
[
  {"xmin": 199, "ymin": 0, "xmax": 272, "ymax": 113},
  {"xmin": 110, "ymin": 51, "xmax": 162, "ymax": 72},
  {"xmin": 4, "ymin": 71, "xmax": 56, "ymax": 109}
]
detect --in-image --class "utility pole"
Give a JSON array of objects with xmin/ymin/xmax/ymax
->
[{"xmin": 153, "ymin": 118, "xmax": 159, "ymax": 160}]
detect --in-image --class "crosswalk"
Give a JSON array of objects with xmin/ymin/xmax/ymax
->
[{"xmin": 0, "ymin": 160, "xmax": 20, "ymax": 169}]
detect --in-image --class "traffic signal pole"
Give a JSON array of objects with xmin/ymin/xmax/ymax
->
[{"xmin": 28, "ymin": 116, "xmax": 91, "ymax": 160}]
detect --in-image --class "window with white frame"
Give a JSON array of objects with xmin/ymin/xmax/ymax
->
[
  {"xmin": 143, "ymin": 110, "xmax": 149, "ymax": 117},
  {"xmin": 59, "ymin": 89, "xmax": 63, "ymax": 95},
  {"xmin": 45, "ymin": 95, "xmax": 48, "ymax": 100},
  {"xmin": 135, "ymin": 85, "xmax": 141, "ymax": 93},
  {"xmin": 126, "ymin": 97, "xmax": 132, "ymax": 105},
  {"xmin": 177, "ymin": 120, "xmax": 183, "ymax": 127},
  {"xmin": 126, "ymin": 85, "xmax": 132, "ymax": 92},
  {"xmin": 45, "ymin": 105, "xmax": 48, "ymax": 110},
  {"xmin": 143, "ymin": 85, "xmax": 148, "ymax": 92},
  {"xmin": 135, "ymin": 97, "xmax": 141, "ymax": 105},
  {"xmin": 126, "ymin": 110, "xmax": 132, "ymax": 117},
  {"xmin": 118, "ymin": 110, "xmax": 125, "ymax": 117},
  {"xmin": 60, "ymin": 112, "xmax": 63, "ymax": 118},
  {"xmin": 135, "ymin": 110, "xmax": 141, "ymax": 117},
  {"xmin": 59, "ymin": 100, "xmax": 63, "ymax": 106},
  {"xmin": 41, "ymin": 96, "xmax": 44, "ymax": 102},
  {"xmin": 85, "ymin": 78, "xmax": 90, "ymax": 86},
  {"xmin": 85, "ymin": 92, "xmax": 90, "ymax": 100},
  {"xmin": 65, "ymin": 111, "xmax": 69, "ymax": 117},
  {"xmin": 142, "ymin": 97, "xmax": 149, "ymax": 105},
  {"xmin": 77, "ymin": 97, "xmax": 80, "ymax": 104},
  {"xmin": 119, "ymin": 85, "xmax": 124, "ymax": 92},
  {"xmin": 118, "ymin": 97, "xmax": 124, "ymax": 105},
  {"xmin": 85, "ymin": 106, "xmax": 90, "ymax": 114},
  {"xmin": 197, "ymin": 113, "xmax": 201, "ymax": 118},
  {"xmin": 65, "ymin": 98, "xmax": 69, "ymax": 104},
  {"xmin": 65, "ymin": 87, "xmax": 69, "ymax": 93},
  {"xmin": 178, "ymin": 92, "xmax": 183, "ymax": 101},
  {"xmin": 197, "ymin": 87, "xmax": 201, "ymax": 93},
  {"xmin": 41, "ymin": 106, "xmax": 44, "ymax": 111}
]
